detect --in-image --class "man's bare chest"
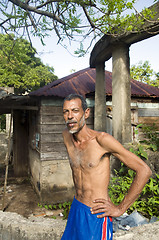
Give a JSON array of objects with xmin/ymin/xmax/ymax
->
[{"xmin": 67, "ymin": 139, "xmax": 108, "ymax": 168}]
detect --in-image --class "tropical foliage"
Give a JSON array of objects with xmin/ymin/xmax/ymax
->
[
  {"xmin": 109, "ymin": 169, "xmax": 159, "ymax": 218},
  {"xmin": 0, "ymin": 34, "xmax": 58, "ymax": 94},
  {"xmin": 130, "ymin": 61, "xmax": 159, "ymax": 87}
]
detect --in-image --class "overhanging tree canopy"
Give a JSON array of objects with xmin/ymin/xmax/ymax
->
[{"xmin": 0, "ymin": 0, "xmax": 159, "ymax": 55}]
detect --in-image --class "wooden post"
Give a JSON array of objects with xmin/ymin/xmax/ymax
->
[
  {"xmin": 2, "ymin": 110, "xmax": 13, "ymax": 211},
  {"xmin": 94, "ymin": 62, "xmax": 106, "ymax": 131}
]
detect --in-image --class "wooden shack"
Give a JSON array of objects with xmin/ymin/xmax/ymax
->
[{"xmin": 0, "ymin": 68, "xmax": 159, "ymax": 204}]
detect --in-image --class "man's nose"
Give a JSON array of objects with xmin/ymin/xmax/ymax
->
[{"xmin": 68, "ymin": 111, "xmax": 73, "ymax": 119}]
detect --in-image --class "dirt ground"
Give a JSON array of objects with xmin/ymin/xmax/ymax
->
[{"xmin": 0, "ymin": 164, "xmax": 63, "ymax": 219}]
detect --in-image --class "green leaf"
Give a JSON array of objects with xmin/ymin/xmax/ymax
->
[
  {"xmin": 48, "ymin": 205, "xmax": 52, "ymax": 210},
  {"xmin": 58, "ymin": 203, "xmax": 62, "ymax": 209}
]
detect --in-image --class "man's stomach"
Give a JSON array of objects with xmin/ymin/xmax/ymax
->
[{"xmin": 74, "ymin": 186, "xmax": 110, "ymax": 207}]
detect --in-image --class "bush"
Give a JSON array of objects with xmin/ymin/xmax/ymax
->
[
  {"xmin": 109, "ymin": 168, "xmax": 159, "ymax": 219},
  {"xmin": 108, "ymin": 123, "xmax": 159, "ymax": 218}
]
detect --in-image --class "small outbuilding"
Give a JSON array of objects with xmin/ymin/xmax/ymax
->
[{"xmin": 0, "ymin": 68, "xmax": 159, "ymax": 203}]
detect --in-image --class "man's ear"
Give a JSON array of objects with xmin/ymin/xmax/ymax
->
[{"xmin": 84, "ymin": 108, "xmax": 90, "ymax": 119}]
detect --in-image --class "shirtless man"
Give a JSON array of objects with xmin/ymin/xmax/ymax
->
[{"xmin": 61, "ymin": 94, "xmax": 152, "ymax": 240}]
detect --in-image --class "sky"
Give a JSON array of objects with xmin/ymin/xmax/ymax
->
[{"xmin": 30, "ymin": 0, "xmax": 159, "ymax": 78}]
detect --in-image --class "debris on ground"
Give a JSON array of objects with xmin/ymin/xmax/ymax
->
[{"xmin": 113, "ymin": 210, "xmax": 158, "ymax": 232}]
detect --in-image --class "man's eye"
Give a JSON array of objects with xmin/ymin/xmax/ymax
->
[{"xmin": 73, "ymin": 109, "xmax": 79, "ymax": 112}]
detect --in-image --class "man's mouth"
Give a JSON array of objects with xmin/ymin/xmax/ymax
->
[{"xmin": 66, "ymin": 121, "xmax": 77, "ymax": 128}]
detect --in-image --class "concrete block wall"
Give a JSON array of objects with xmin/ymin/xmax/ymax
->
[
  {"xmin": 40, "ymin": 160, "xmax": 75, "ymax": 204},
  {"xmin": 0, "ymin": 211, "xmax": 66, "ymax": 240},
  {"xmin": 0, "ymin": 210, "xmax": 159, "ymax": 240}
]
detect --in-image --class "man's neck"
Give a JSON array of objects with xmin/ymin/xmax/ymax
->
[{"xmin": 72, "ymin": 125, "xmax": 93, "ymax": 144}]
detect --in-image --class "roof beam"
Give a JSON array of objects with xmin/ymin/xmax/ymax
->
[{"xmin": 0, "ymin": 105, "xmax": 39, "ymax": 115}]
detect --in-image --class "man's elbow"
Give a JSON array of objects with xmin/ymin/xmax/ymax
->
[
  {"xmin": 144, "ymin": 165, "xmax": 152, "ymax": 180},
  {"xmin": 137, "ymin": 164, "xmax": 152, "ymax": 181}
]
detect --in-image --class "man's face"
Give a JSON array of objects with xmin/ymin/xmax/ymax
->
[{"xmin": 63, "ymin": 98, "xmax": 87, "ymax": 134}]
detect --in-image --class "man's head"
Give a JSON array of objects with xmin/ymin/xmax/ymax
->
[
  {"xmin": 63, "ymin": 94, "xmax": 90, "ymax": 134},
  {"xmin": 63, "ymin": 94, "xmax": 88, "ymax": 112}
]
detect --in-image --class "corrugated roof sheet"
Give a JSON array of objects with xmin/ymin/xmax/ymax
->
[{"xmin": 29, "ymin": 68, "xmax": 159, "ymax": 98}]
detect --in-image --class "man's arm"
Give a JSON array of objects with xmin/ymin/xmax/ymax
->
[{"xmin": 91, "ymin": 132, "xmax": 152, "ymax": 218}]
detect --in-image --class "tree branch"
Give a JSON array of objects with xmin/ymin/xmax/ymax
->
[
  {"xmin": 50, "ymin": 2, "xmax": 62, "ymax": 42},
  {"xmin": 82, "ymin": 6, "xmax": 95, "ymax": 29},
  {"xmin": 26, "ymin": 10, "xmax": 38, "ymax": 32},
  {"xmin": 9, "ymin": 0, "xmax": 66, "ymax": 25},
  {"xmin": 0, "ymin": 18, "xmax": 12, "ymax": 27},
  {"xmin": 132, "ymin": 5, "xmax": 159, "ymax": 24},
  {"xmin": 25, "ymin": 22, "xmax": 33, "ymax": 47}
]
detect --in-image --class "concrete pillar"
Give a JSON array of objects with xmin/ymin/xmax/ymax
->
[
  {"xmin": 94, "ymin": 62, "xmax": 106, "ymax": 131},
  {"xmin": 112, "ymin": 43, "xmax": 132, "ymax": 144}
]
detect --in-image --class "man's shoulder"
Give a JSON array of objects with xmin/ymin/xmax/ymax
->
[
  {"xmin": 96, "ymin": 131, "xmax": 117, "ymax": 149},
  {"xmin": 96, "ymin": 131, "xmax": 112, "ymax": 141}
]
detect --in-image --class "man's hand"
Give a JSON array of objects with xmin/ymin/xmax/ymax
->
[{"xmin": 90, "ymin": 198, "xmax": 123, "ymax": 218}]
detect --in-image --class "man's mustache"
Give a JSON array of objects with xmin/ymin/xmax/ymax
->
[{"xmin": 66, "ymin": 120, "xmax": 77, "ymax": 124}]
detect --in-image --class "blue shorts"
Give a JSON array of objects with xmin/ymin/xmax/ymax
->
[{"xmin": 61, "ymin": 197, "xmax": 113, "ymax": 240}]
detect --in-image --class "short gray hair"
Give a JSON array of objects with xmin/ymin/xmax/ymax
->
[{"xmin": 63, "ymin": 94, "xmax": 87, "ymax": 111}]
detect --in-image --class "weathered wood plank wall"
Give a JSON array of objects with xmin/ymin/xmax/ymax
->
[{"xmin": 40, "ymin": 106, "xmax": 68, "ymax": 161}]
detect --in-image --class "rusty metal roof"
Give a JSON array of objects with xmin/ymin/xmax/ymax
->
[{"xmin": 29, "ymin": 68, "xmax": 159, "ymax": 98}]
